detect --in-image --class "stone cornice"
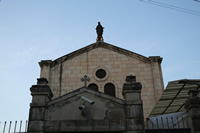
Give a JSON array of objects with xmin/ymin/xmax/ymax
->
[
  {"xmin": 43, "ymin": 42, "xmax": 154, "ymax": 67},
  {"xmin": 148, "ymin": 56, "xmax": 163, "ymax": 63},
  {"xmin": 30, "ymin": 78, "xmax": 53, "ymax": 99},
  {"xmin": 39, "ymin": 60, "xmax": 52, "ymax": 68}
]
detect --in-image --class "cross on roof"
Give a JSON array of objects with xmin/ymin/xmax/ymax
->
[{"xmin": 81, "ymin": 75, "xmax": 90, "ymax": 87}]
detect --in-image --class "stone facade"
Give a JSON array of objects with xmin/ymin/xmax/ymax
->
[
  {"xmin": 39, "ymin": 42, "xmax": 164, "ymax": 118},
  {"xmin": 28, "ymin": 76, "xmax": 145, "ymax": 133}
]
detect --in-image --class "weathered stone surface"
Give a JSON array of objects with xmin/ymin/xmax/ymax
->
[
  {"xmin": 127, "ymin": 119, "xmax": 144, "ymax": 130},
  {"xmin": 126, "ymin": 75, "xmax": 136, "ymax": 82},
  {"xmin": 122, "ymin": 76, "xmax": 142, "ymax": 103},
  {"xmin": 37, "ymin": 77, "xmax": 48, "ymax": 85},
  {"xmin": 127, "ymin": 131, "xmax": 144, "ymax": 133},
  {"xmin": 126, "ymin": 105, "xmax": 143, "ymax": 119},
  {"xmin": 44, "ymin": 120, "xmax": 60, "ymax": 132},
  {"xmin": 76, "ymin": 120, "xmax": 94, "ymax": 131},
  {"xmin": 60, "ymin": 121, "xmax": 76, "ymax": 131},
  {"xmin": 30, "ymin": 85, "xmax": 53, "ymax": 99},
  {"xmin": 39, "ymin": 60, "xmax": 52, "ymax": 67},
  {"xmin": 109, "ymin": 120, "xmax": 126, "ymax": 131},
  {"xmin": 28, "ymin": 121, "xmax": 44, "ymax": 132},
  {"xmin": 39, "ymin": 42, "xmax": 164, "ymax": 119},
  {"xmin": 29, "ymin": 107, "xmax": 45, "ymax": 120},
  {"xmin": 46, "ymin": 92, "xmax": 110, "ymax": 120},
  {"xmin": 106, "ymin": 109, "xmax": 125, "ymax": 120},
  {"xmin": 28, "ymin": 76, "xmax": 144, "ymax": 133},
  {"xmin": 192, "ymin": 119, "xmax": 200, "ymax": 131},
  {"xmin": 148, "ymin": 56, "xmax": 162, "ymax": 63},
  {"xmin": 93, "ymin": 120, "xmax": 109, "ymax": 131},
  {"xmin": 124, "ymin": 93, "xmax": 141, "ymax": 103}
]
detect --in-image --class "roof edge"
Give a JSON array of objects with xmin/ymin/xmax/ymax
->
[
  {"xmin": 48, "ymin": 87, "xmax": 125, "ymax": 106},
  {"xmin": 42, "ymin": 42, "xmax": 154, "ymax": 67}
]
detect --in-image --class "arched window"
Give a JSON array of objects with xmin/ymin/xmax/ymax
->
[
  {"xmin": 88, "ymin": 83, "xmax": 98, "ymax": 92},
  {"xmin": 104, "ymin": 83, "xmax": 115, "ymax": 97}
]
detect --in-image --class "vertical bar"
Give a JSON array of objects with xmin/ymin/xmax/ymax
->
[
  {"xmin": 19, "ymin": 120, "xmax": 22, "ymax": 133},
  {"xmin": 14, "ymin": 121, "xmax": 17, "ymax": 133},
  {"xmin": 151, "ymin": 120, "xmax": 154, "ymax": 129},
  {"xmin": 161, "ymin": 117, "xmax": 164, "ymax": 128},
  {"xmin": 156, "ymin": 118, "xmax": 159, "ymax": 129},
  {"xmin": 182, "ymin": 117, "xmax": 185, "ymax": 128},
  {"xmin": 177, "ymin": 116, "xmax": 179, "ymax": 128},
  {"xmin": 186, "ymin": 117, "xmax": 189, "ymax": 128},
  {"xmin": 171, "ymin": 117, "xmax": 174, "ymax": 129},
  {"xmin": 25, "ymin": 120, "xmax": 28, "ymax": 132},
  {"xmin": 8, "ymin": 121, "xmax": 12, "ymax": 133},
  {"xmin": 3, "ymin": 121, "xmax": 6, "ymax": 133},
  {"xmin": 166, "ymin": 117, "xmax": 169, "ymax": 129}
]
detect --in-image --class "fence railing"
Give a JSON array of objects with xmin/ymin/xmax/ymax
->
[
  {"xmin": 146, "ymin": 116, "xmax": 189, "ymax": 129},
  {"xmin": 0, "ymin": 120, "xmax": 28, "ymax": 133}
]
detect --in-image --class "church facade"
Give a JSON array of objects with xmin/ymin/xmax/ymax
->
[
  {"xmin": 39, "ymin": 41, "xmax": 164, "ymax": 118},
  {"xmin": 28, "ymin": 76, "xmax": 145, "ymax": 133}
]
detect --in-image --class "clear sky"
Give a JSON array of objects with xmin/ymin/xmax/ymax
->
[{"xmin": 0, "ymin": 0, "xmax": 200, "ymax": 130}]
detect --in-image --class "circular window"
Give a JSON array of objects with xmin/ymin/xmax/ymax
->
[
  {"xmin": 93, "ymin": 67, "xmax": 109, "ymax": 81},
  {"xmin": 96, "ymin": 69, "xmax": 106, "ymax": 79}
]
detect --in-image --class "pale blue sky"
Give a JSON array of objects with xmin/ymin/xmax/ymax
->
[{"xmin": 0, "ymin": 0, "xmax": 200, "ymax": 129}]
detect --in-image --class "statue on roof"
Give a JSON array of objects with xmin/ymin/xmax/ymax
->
[{"xmin": 96, "ymin": 22, "xmax": 104, "ymax": 41}]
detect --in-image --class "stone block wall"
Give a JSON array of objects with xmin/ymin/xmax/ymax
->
[
  {"xmin": 28, "ymin": 76, "xmax": 145, "ymax": 133},
  {"xmin": 39, "ymin": 43, "xmax": 164, "ymax": 118}
]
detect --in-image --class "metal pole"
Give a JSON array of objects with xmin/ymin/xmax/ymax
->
[
  {"xmin": 171, "ymin": 117, "xmax": 174, "ymax": 129},
  {"xmin": 19, "ymin": 121, "xmax": 22, "ymax": 133},
  {"xmin": 177, "ymin": 117, "xmax": 180, "ymax": 128},
  {"xmin": 152, "ymin": 120, "xmax": 154, "ymax": 129},
  {"xmin": 161, "ymin": 117, "xmax": 164, "ymax": 128},
  {"xmin": 166, "ymin": 117, "xmax": 169, "ymax": 129},
  {"xmin": 182, "ymin": 117, "xmax": 185, "ymax": 128},
  {"xmin": 14, "ymin": 121, "xmax": 17, "ymax": 133},
  {"xmin": 3, "ymin": 121, "xmax": 6, "ymax": 133},
  {"xmin": 156, "ymin": 118, "xmax": 159, "ymax": 129},
  {"xmin": 8, "ymin": 121, "xmax": 12, "ymax": 133},
  {"xmin": 25, "ymin": 120, "xmax": 28, "ymax": 132}
]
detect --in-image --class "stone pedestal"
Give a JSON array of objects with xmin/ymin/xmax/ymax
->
[
  {"xmin": 28, "ymin": 78, "xmax": 53, "ymax": 133},
  {"xmin": 184, "ymin": 90, "xmax": 200, "ymax": 133},
  {"xmin": 122, "ymin": 75, "xmax": 145, "ymax": 133}
]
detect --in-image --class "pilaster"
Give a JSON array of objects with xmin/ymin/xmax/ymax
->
[
  {"xmin": 39, "ymin": 60, "xmax": 52, "ymax": 81},
  {"xmin": 122, "ymin": 75, "xmax": 145, "ymax": 133},
  {"xmin": 28, "ymin": 78, "xmax": 53, "ymax": 133},
  {"xmin": 149, "ymin": 56, "xmax": 164, "ymax": 102}
]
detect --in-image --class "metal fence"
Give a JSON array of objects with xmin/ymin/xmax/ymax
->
[
  {"xmin": 146, "ymin": 116, "xmax": 191, "ymax": 133},
  {"xmin": 0, "ymin": 121, "xmax": 28, "ymax": 133},
  {"xmin": 147, "ymin": 116, "xmax": 189, "ymax": 129}
]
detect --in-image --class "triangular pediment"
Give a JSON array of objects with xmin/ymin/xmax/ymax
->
[
  {"xmin": 42, "ymin": 87, "xmax": 127, "ymax": 132},
  {"xmin": 48, "ymin": 42, "xmax": 150, "ymax": 67},
  {"xmin": 48, "ymin": 87, "xmax": 124, "ymax": 107}
]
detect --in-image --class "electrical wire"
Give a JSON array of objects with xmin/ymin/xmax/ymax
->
[
  {"xmin": 140, "ymin": 0, "xmax": 200, "ymax": 16},
  {"xmin": 194, "ymin": 0, "xmax": 200, "ymax": 2},
  {"xmin": 151, "ymin": 0, "xmax": 200, "ymax": 13}
]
